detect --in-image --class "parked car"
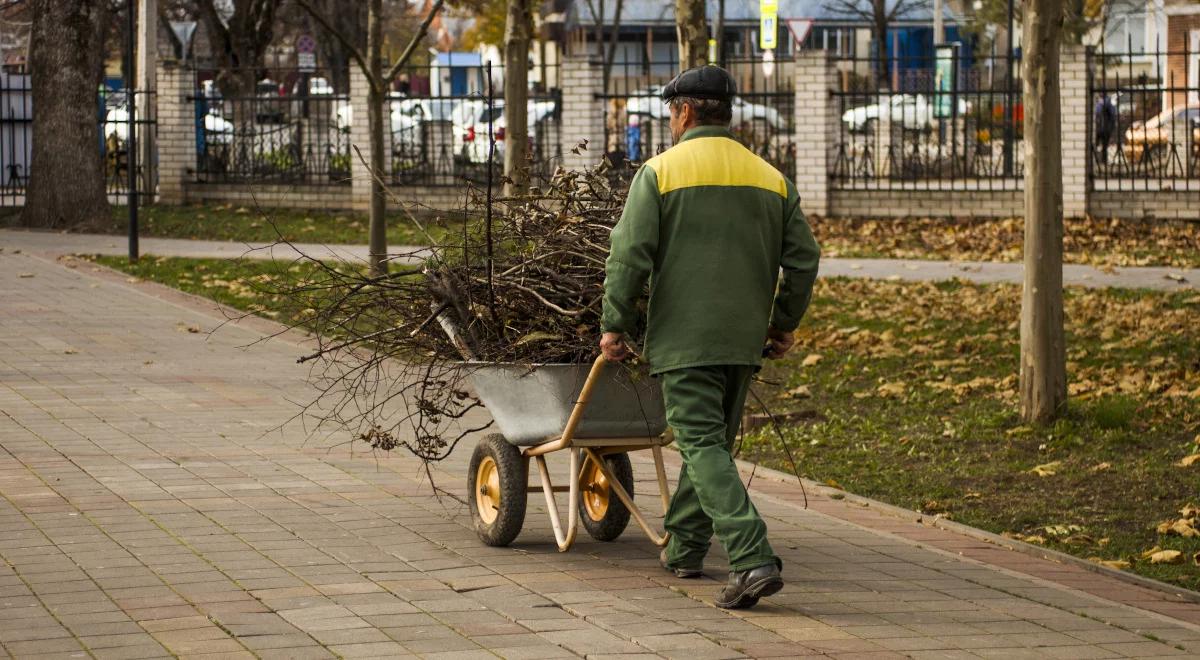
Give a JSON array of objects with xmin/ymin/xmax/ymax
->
[
  {"xmin": 291, "ymin": 76, "xmax": 334, "ymax": 96},
  {"xmin": 1121, "ymin": 103, "xmax": 1200, "ymax": 167},
  {"xmin": 105, "ymin": 104, "xmax": 232, "ymax": 145},
  {"xmin": 459, "ymin": 100, "xmax": 558, "ymax": 164},
  {"xmin": 255, "ymin": 79, "xmax": 286, "ymax": 123},
  {"xmin": 624, "ymin": 86, "xmax": 786, "ymax": 129},
  {"xmin": 842, "ymin": 94, "xmax": 970, "ymax": 133}
]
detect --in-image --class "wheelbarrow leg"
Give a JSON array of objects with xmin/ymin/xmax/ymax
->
[
  {"xmin": 534, "ymin": 447, "xmax": 581, "ymax": 552},
  {"xmin": 582, "ymin": 447, "xmax": 670, "ymax": 548}
]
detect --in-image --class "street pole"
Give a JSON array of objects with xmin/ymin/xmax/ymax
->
[
  {"xmin": 1002, "ymin": 0, "xmax": 1015, "ymax": 176},
  {"xmin": 934, "ymin": 0, "xmax": 944, "ymax": 44},
  {"xmin": 127, "ymin": 0, "xmax": 138, "ymax": 262},
  {"xmin": 136, "ymin": 0, "xmax": 156, "ymax": 204}
]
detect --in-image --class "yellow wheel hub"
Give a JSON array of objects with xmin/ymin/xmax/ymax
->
[
  {"xmin": 581, "ymin": 457, "xmax": 611, "ymax": 522},
  {"xmin": 476, "ymin": 456, "xmax": 501, "ymax": 525}
]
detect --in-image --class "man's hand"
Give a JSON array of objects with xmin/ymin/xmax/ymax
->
[
  {"xmin": 600, "ymin": 332, "xmax": 630, "ymax": 362},
  {"xmin": 764, "ymin": 326, "xmax": 795, "ymax": 360}
]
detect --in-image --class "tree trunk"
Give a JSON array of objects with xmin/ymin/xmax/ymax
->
[
  {"xmin": 674, "ymin": 0, "xmax": 707, "ymax": 69},
  {"xmin": 503, "ymin": 0, "xmax": 531, "ymax": 194},
  {"xmin": 1019, "ymin": 0, "xmax": 1067, "ymax": 424},
  {"xmin": 367, "ymin": 0, "xmax": 388, "ymax": 277},
  {"xmin": 874, "ymin": 10, "xmax": 888, "ymax": 88},
  {"xmin": 22, "ymin": 0, "xmax": 110, "ymax": 230}
]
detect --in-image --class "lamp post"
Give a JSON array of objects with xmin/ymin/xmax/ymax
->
[{"xmin": 1002, "ymin": 0, "xmax": 1015, "ymax": 176}]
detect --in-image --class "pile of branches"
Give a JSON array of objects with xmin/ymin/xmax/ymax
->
[{"xmin": 274, "ymin": 159, "xmax": 640, "ymax": 460}]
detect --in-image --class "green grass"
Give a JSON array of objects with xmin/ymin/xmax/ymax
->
[
  {"xmin": 744, "ymin": 278, "xmax": 1200, "ymax": 590},
  {"xmin": 88, "ymin": 255, "xmax": 1200, "ymax": 591},
  {"xmin": 0, "ymin": 202, "xmax": 453, "ymax": 246}
]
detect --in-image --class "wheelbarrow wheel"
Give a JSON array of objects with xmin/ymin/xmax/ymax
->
[
  {"xmin": 579, "ymin": 452, "xmax": 634, "ymax": 542},
  {"xmin": 468, "ymin": 434, "xmax": 527, "ymax": 547}
]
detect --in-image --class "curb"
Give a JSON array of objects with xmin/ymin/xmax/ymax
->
[{"xmin": 731, "ymin": 453, "xmax": 1200, "ymax": 605}]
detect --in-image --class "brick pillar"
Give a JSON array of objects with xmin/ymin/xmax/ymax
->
[
  {"xmin": 559, "ymin": 56, "xmax": 604, "ymax": 171},
  {"xmin": 793, "ymin": 51, "xmax": 837, "ymax": 216},
  {"xmin": 1059, "ymin": 45, "xmax": 1089, "ymax": 218},
  {"xmin": 154, "ymin": 60, "xmax": 193, "ymax": 205},
  {"xmin": 349, "ymin": 67, "xmax": 371, "ymax": 212},
  {"xmin": 875, "ymin": 92, "xmax": 893, "ymax": 178}
]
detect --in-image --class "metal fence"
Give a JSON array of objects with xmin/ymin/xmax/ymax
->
[
  {"xmin": 596, "ymin": 57, "xmax": 795, "ymax": 179},
  {"xmin": 1088, "ymin": 47, "xmax": 1200, "ymax": 191},
  {"xmin": 387, "ymin": 62, "xmax": 562, "ymax": 187},
  {"xmin": 830, "ymin": 50, "xmax": 1023, "ymax": 190},
  {"xmin": 0, "ymin": 74, "xmax": 155, "ymax": 206},
  {"xmin": 189, "ymin": 69, "xmax": 350, "ymax": 185}
]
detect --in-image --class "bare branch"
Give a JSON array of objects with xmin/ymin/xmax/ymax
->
[{"xmin": 384, "ymin": 0, "xmax": 447, "ymax": 86}]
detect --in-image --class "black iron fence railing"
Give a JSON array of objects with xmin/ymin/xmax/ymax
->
[
  {"xmin": 189, "ymin": 69, "xmax": 350, "ymax": 185},
  {"xmin": 1088, "ymin": 47, "xmax": 1200, "ymax": 191},
  {"xmin": 595, "ymin": 57, "xmax": 795, "ymax": 180},
  {"xmin": 386, "ymin": 62, "xmax": 562, "ymax": 187},
  {"xmin": 0, "ymin": 76, "xmax": 155, "ymax": 206},
  {"xmin": 830, "ymin": 51, "xmax": 1023, "ymax": 190}
]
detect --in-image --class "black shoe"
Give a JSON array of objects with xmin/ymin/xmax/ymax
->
[
  {"xmin": 659, "ymin": 549, "xmax": 703, "ymax": 578},
  {"xmin": 714, "ymin": 563, "xmax": 783, "ymax": 609}
]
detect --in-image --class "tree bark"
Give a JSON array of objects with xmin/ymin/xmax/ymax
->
[
  {"xmin": 674, "ymin": 0, "xmax": 707, "ymax": 69},
  {"xmin": 22, "ymin": 0, "xmax": 110, "ymax": 230},
  {"xmin": 367, "ymin": 0, "xmax": 388, "ymax": 277},
  {"xmin": 503, "ymin": 0, "xmax": 531, "ymax": 194},
  {"xmin": 1019, "ymin": 0, "xmax": 1067, "ymax": 424}
]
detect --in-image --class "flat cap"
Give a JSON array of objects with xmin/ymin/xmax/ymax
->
[{"xmin": 661, "ymin": 65, "xmax": 737, "ymax": 102}]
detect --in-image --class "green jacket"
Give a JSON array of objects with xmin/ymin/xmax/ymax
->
[{"xmin": 601, "ymin": 125, "xmax": 820, "ymax": 374}]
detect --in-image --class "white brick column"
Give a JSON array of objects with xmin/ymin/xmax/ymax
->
[
  {"xmin": 793, "ymin": 52, "xmax": 837, "ymax": 216},
  {"xmin": 349, "ymin": 67, "xmax": 372, "ymax": 212},
  {"xmin": 1059, "ymin": 45, "xmax": 1089, "ymax": 218},
  {"xmin": 154, "ymin": 60, "xmax": 194, "ymax": 205},
  {"xmin": 559, "ymin": 57, "xmax": 604, "ymax": 171}
]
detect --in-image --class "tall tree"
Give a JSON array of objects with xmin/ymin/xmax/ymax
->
[
  {"xmin": 1018, "ymin": 0, "xmax": 1067, "ymax": 423},
  {"xmin": 195, "ymin": 0, "xmax": 281, "ymax": 97},
  {"xmin": 22, "ymin": 0, "xmax": 110, "ymax": 229},
  {"xmin": 503, "ymin": 0, "xmax": 532, "ymax": 193},
  {"xmin": 296, "ymin": 0, "xmax": 445, "ymax": 276},
  {"xmin": 825, "ymin": 0, "xmax": 931, "ymax": 85},
  {"xmin": 674, "ymin": 0, "xmax": 706, "ymax": 68}
]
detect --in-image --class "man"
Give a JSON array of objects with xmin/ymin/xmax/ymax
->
[
  {"xmin": 599, "ymin": 65, "xmax": 820, "ymax": 610},
  {"xmin": 1094, "ymin": 92, "xmax": 1117, "ymax": 166}
]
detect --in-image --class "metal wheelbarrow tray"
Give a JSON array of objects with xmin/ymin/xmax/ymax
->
[{"xmin": 465, "ymin": 356, "xmax": 675, "ymax": 551}]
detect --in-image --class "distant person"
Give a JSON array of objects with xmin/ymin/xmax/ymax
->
[
  {"xmin": 625, "ymin": 114, "xmax": 642, "ymax": 162},
  {"xmin": 1094, "ymin": 93, "xmax": 1117, "ymax": 165}
]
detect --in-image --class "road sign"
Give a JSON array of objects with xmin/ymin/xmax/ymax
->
[
  {"xmin": 759, "ymin": 0, "xmax": 778, "ymax": 51},
  {"xmin": 298, "ymin": 52, "xmax": 316, "ymax": 72},
  {"xmin": 296, "ymin": 34, "xmax": 316, "ymax": 54}
]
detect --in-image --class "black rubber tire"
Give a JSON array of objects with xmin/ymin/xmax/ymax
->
[
  {"xmin": 468, "ymin": 433, "xmax": 527, "ymax": 547},
  {"xmin": 579, "ymin": 452, "xmax": 634, "ymax": 542}
]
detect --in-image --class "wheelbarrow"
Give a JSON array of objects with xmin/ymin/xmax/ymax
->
[{"xmin": 466, "ymin": 355, "xmax": 674, "ymax": 551}]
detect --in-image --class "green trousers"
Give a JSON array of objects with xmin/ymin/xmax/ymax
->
[{"xmin": 660, "ymin": 365, "xmax": 780, "ymax": 572}]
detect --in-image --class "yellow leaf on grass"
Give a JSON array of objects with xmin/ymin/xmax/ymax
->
[
  {"xmin": 876, "ymin": 382, "xmax": 906, "ymax": 398},
  {"xmin": 1029, "ymin": 461, "xmax": 1062, "ymax": 477},
  {"xmin": 1180, "ymin": 503, "xmax": 1200, "ymax": 519},
  {"xmin": 1088, "ymin": 557, "xmax": 1131, "ymax": 570},
  {"xmin": 1156, "ymin": 518, "xmax": 1200, "ymax": 538},
  {"xmin": 784, "ymin": 385, "xmax": 812, "ymax": 399},
  {"xmin": 1149, "ymin": 549, "xmax": 1184, "ymax": 564},
  {"xmin": 1177, "ymin": 454, "xmax": 1200, "ymax": 467},
  {"xmin": 1089, "ymin": 462, "xmax": 1111, "ymax": 473},
  {"xmin": 801, "ymin": 353, "xmax": 823, "ymax": 367}
]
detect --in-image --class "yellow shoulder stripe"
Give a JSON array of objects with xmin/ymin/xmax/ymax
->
[{"xmin": 645, "ymin": 137, "xmax": 787, "ymax": 198}]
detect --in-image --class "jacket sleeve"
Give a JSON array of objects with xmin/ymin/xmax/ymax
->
[
  {"xmin": 601, "ymin": 165, "xmax": 661, "ymax": 336},
  {"xmin": 770, "ymin": 187, "xmax": 820, "ymax": 332}
]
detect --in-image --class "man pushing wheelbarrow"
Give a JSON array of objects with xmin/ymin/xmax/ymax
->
[{"xmin": 600, "ymin": 65, "xmax": 820, "ymax": 609}]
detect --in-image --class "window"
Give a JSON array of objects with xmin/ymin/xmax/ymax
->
[{"xmin": 1104, "ymin": 6, "xmax": 1148, "ymax": 52}]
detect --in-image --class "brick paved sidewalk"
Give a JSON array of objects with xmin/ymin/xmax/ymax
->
[
  {"xmin": 2, "ymin": 252, "xmax": 1200, "ymax": 660},
  {"xmin": 2, "ymin": 227, "xmax": 1196, "ymax": 292}
]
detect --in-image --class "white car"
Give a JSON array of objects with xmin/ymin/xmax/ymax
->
[
  {"xmin": 459, "ymin": 100, "xmax": 558, "ymax": 164},
  {"xmin": 842, "ymin": 94, "xmax": 970, "ymax": 133},
  {"xmin": 105, "ymin": 105, "xmax": 232, "ymax": 145}
]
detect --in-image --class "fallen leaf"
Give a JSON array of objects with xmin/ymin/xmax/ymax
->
[
  {"xmin": 63, "ymin": 348, "xmax": 78, "ymax": 355},
  {"xmin": 1156, "ymin": 518, "xmax": 1199, "ymax": 538},
  {"xmin": 784, "ymin": 384, "xmax": 812, "ymax": 399},
  {"xmin": 800, "ymin": 353, "xmax": 823, "ymax": 367},
  {"xmin": 125, "ymin": 277, "xmax": 140, "ymax": 284},
  {"xmin": 1088, "ymin": 557, "xmax": 1131, "ymax": 570},
  {"xmin": 515, "ymin": 331, "xmax": 560, "ymax": 346},
  {"xmin": 1180, "ymin": 503, "xmax": 1200, "ymax": 519},
  {"xmin": 1029, "ymin": 461, "xmax": 1062, "ymax": 477},
  {"xmin": 876, "ymin": 382, "xmax": 906, "ymax": 398},
  {"xmin": 1177, "ymin": 454, "xmax": 1200, "ymax": 467},
  {"xmin": 1089, "ymin": 462, "xmax": 1111, "ymax": 472},
  {"xmin": 18, "ymin": 272, "xmax": 34, "ymax": 278},
  {"xmin": 1149, "ymin": 549, "xmax": 1184, "ymax": 564},
  {"xmin": 1163, "ymin": 272, "xmax": 1188, "ymax": 283}
]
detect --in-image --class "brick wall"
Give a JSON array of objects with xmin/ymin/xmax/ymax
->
[
  {"xmin": 155, "ymin": 61, "xmax": 194, "ymax": 205},
  {"xmin": 830, "ymin": 188, "xmax": 1023, "ymax": 219},
  {"xmin": 1060, "ymin": 45, "xmax": 1088, "ymax": 218},
  {"xmin": 793, "ymin": 51, "xmax": 837, "ymax": 216},
  {"xmin": 1090, "ymin": 189, "xmax": 1200, "ymax": 220},
  {"xmin": 559, "ymin": 56, "xmax": 604, "ymax": 171}
]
